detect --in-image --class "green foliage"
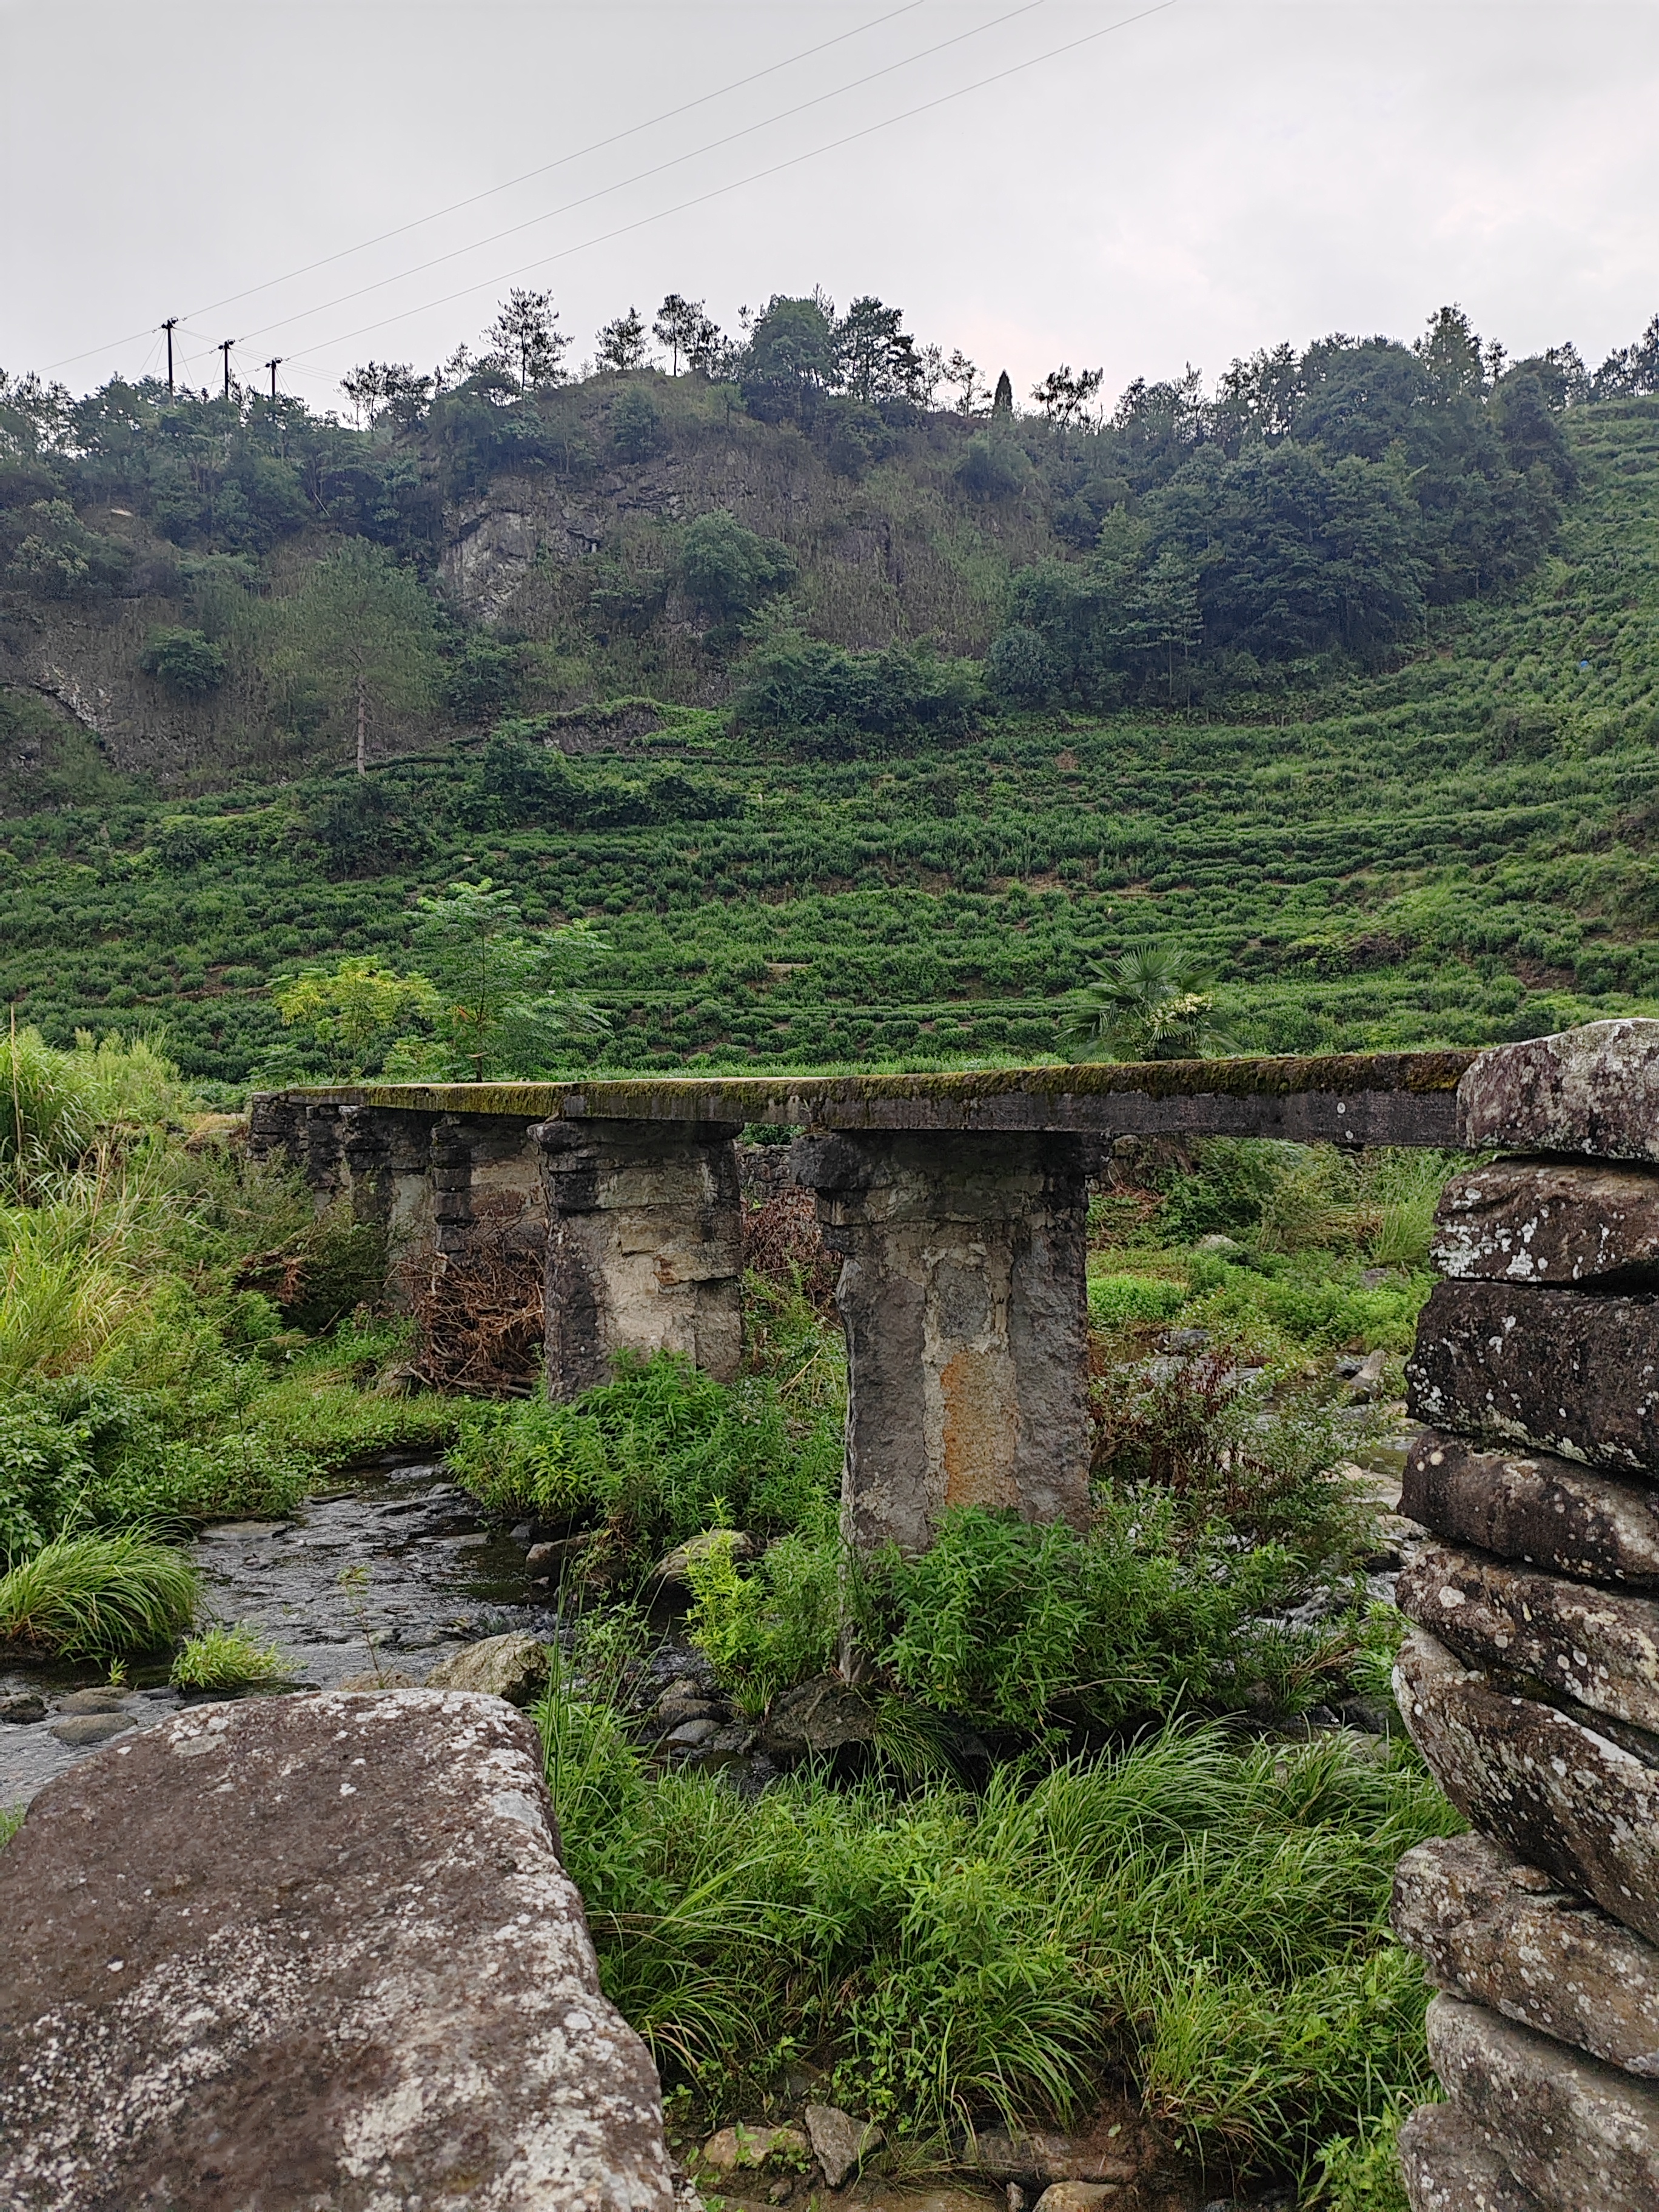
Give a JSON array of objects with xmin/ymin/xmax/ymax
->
[
  {"xmin": 733, "ymin": 629, "xmax": 980, "ymax": 757},
  {"xmin": 409, "ymin": 876, "xmax": 608, "ymax": 1076},
  {"xmin": 0, "ymin": 1804, "xmax": 21, "ymax": 1851},
  {"xmin": 169, "ymin": 1618, "xmax": 286, "ymax": 1687},
  {"xmin": 0, "ymin": 1530, "xmax": 197, "ymax": 1657},
  {"xmin": 1061, "ymin": 940, "xmax": 1236, "ymax": 1061},
  {"xmin": 611, "ymin": 386, "xmax": 663, "ymax": 461},
  {"xmin": 139, "ymin": 626, "xmax": 227, "ymax": 697},
  {"xmin": 677, "ymin": 509, "xmax": 796, "ymax": 634},
  {"xmin": 451, "ymin": 1349, "xmax": 840, "ymax": 1560},
  {"xmin": 542, "ymin": 1699, "xmax": 1453, "ymax": 2167},
  {"xmin": 273, "ymin": 957, "xmax": 442, "ymax": 1079},
  {"xmin": 1087, "ymin": 1272, "xmax": 1187, "ymax": 1329},
  {"xmin": 269, "ymin": 539, "xmax": 440, "ymax": 760},
  {"xmin": 683, "ymin": 1525, "xmax": 842, "ymax": 1714},
  {"xmin": 876, "ymin": 1501, "xmax": 1309, "ymax": 1731}
]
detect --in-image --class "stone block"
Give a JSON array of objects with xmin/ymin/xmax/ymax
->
[
  {"xmin": 1406, "ymin": 1281, "xmax": 1659, "ymax": 1475},
  {"xmin": 1398, "ymin": 2104, "xmax": 1546, "ymax": 2212},
  {"xmin": 1397, "ymin": 1542, "xmax": 1659, "ymax": 1735},
  {"xmin": 1393, "ymin": 1832, "xmax": 1659, "ymax": 2076},
  {"xmin": 1394, "ymin": 1626, "xmax": 1659, "ymax": 1946},
  {"xmin": 1403, "ymin": 1431, "xmax": 1659, "ymax": 1588},
  {"xmin": 0, "ymin": 1689, "xmax": 673, "ymax": 2212},
  {"xmin": 1458, "ymin": 1019, "xmax": 1659, "ymax": 1162},
  {"xmin": 1397, "ymin": 2103, "xmax": 1548, "ymax": 2212},
  {"xmin": 795, "ymin": 1128, "xmax": 1090, "ymax": 1554},
  {"xmin": 1426, "ymin": 1994, "xmax": 1659, "ymax": 2212},
  {"xmin": 423, "ymin": 1629, "xmax": 552, "ymax": 1704},
  {"xmin": 1433, "ymin": 1156, "xmax": 1659, "ymax": 1284},
  {"xmin": 537, "ymin": 1116, "xmax": 744, "ymax": 1397}
]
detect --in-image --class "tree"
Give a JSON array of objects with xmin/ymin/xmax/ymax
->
[
  {"xmin": 654, "ymin": 294, "xmax": 720, "ymax": 375},
  {"xmin": 140, "ymin": 626, "xmax": 226, "ymax": 698},
  {"xmin": 340, "ymin": 361, "xmax": 433, "ymax": 429},
  {"xmin": 412, "ymin": 878, "xmax": 607, "ymax": 1078},
  {"xmin": 486, "ymin": 289, "xmax": 570, "ymax": 390},
  {"xmin": 739, "ymin": 295, "xmax": 837, "ymax": 420},
  {"xmin": 1415, "ymin": 304, "xmax": 1486, "ymax": 397},
  {"xmin": 1060, "ymin": 942, "xmax": 1236, "ymax": 1062},
  {"xmin": 273, "ymin": 958, "xmax": 442, "ymax": 1078},
  {"xmin": 273, "ymin": 540, "xmax": 440, "ymax": 774},
  {"xmin": 991, "ymin": 370, "xmax": 1014, "ymax": 415},
  {"xmin": 677, "ymin": 509, "xmax": 796, "ymax": 633},
  {"xmin": 942, "ymin": 350, "xmax": 985, "ymax": 415},
  {"xmin": 596, "ymin": 306, "xmax": 651, "ymax": 374},
  {"xmin": 1032, "ymin": 364, "xmax": 1105, "ymax": 430},
  {"xmin": 611, "ymin": 386, "xmax": 663, "ymax": 461},
  {"xmin": 833, "ymin": 297, "xmax": 923, "ymax": 404}
]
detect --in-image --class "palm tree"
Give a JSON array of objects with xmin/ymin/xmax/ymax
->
[{"xmin": 1060, "ymin": 940, "xmax": 1237, "ymax": 1063}]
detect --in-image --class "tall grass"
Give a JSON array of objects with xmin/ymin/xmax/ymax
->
[
  {"xmin": 0, "ymin": 1531, "xmax": 198, "ymax": 1657},
  {"xmin": 540, "ymin": 1678, "xmax": 1455, "ymax": 2181}
]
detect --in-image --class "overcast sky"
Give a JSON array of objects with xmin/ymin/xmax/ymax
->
[{"xmin": 4, "ymin": 1, "xmax": 1656, "ymax": 416}]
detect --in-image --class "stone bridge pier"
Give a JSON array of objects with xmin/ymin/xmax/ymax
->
[{"xmin": 794, "ymin": 1128, "xmax": 1091, "ymax": 1553}]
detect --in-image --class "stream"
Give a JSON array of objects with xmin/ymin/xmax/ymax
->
[{"xmin": 0, "ymin": 1456, "xmax": 562, "ymax": 1808}]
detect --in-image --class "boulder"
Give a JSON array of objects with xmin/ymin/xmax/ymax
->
[
  {"xmin": 803, "ymin": 2103, "xmax": 882, "ymax": 2187},
  {"xmin": 1426, "ymin": 1994, "xmax": 1659, "ymax": 2212},
  {"xmin": 1406, "ymin": 1281, "xmax": 1659, "ymax": 1475},
  {"xmin": 759, "ymin": 1675, "xmax": 876, "ymax": 1762},
  {"xmin": 0, "ymin": 1693, "xmax": 46, "ymax": 1724},
  {"xmin": 1396, "ymin": 1543, "xmax": 1659, "ymax": 1735},
  {"xmin": 1031, "ymin": 2188, "xmax": 1120, "ymax": 2212},
  {"xmin": 698, "ymin": 2124, "xmax": 810, "ymax": 2174},
  {"xmin": 1393, "ymin": 1832, "xmax": 1659, "ymax": 2076},
  {"xmin": 0, "ymin": 1689, "xmax": 674, "ymax": 2212},
  {"xmin": 1396, "ymin": 2102, "xmax": 1548, "ymax": 2212},
  {"xmin": 1403, "ymin": 1432, "xmax": 1659, "ymax": 1588},
  {"xmin": 1433, "ymin": 1157, "xmax": 1659, "ymax": 1284},
  {"xmin": 48, "ymin": 1713, "xmax": 133, "ymax": 1747},
  {"xmin": 1457, "ymin": 1020, "xmax": 1659, "ymax": 1163},
  {"xmin": 423, "ymin": 1630, "xmax": 552, "ymax": 1704},
  {"xmin": 1394, "ymin": 1627, "xmax": 1659, "ymax": 1947},
  {"xmin": 651, "ymin": 1529, "xmax": 754, "ymax": 1587}
]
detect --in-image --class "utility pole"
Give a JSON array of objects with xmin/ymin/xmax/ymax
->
[
  {"xmin": 264, "ymin": 358, "xmax": 282, "ymax": 400},
  {"xmin": 218, "ymin": 340, "xmax": 235, "ymax": 400},
  {"xmin": 161, "ymin": 317, "xmax": 179, "ymax": 394}
]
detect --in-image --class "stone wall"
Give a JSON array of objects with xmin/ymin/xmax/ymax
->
[{"xmin": 1391, "ymin": 1021, "xmax": 1659, "ymax": 2211}]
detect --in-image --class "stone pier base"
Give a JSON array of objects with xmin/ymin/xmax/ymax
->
[
  {"xmin": 537, "ymin": 1116, "xmax": 744, "ymax": 1398},
  {"xmin": 794, "ymin": 1129, "xmax": 1091, "ymax": 1555}
]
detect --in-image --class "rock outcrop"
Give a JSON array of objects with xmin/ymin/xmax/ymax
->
[{"xmin": 0, "ymin": 1688, "xmax": 674, "ymax": 2212}]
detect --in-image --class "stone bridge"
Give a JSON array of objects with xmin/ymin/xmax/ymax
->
[{"xmin": 252, "ymin": 1048, "xmax": 1473, "ymax": 1555}]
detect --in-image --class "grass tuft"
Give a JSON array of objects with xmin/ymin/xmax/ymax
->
[
  {"xmin": 0, "ymin": 1530, "xmax": 198, "ymax": 1657},
  {"xmin": 169, "ymin": 1618, "xmax": 286, "ymax": 1689}
]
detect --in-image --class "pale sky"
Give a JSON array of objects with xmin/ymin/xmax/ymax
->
[{"xmin": 4, "ymin": 1, "xmax": 1657, "ymax": 417}]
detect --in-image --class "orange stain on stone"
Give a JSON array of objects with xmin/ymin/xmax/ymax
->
[{"xmin": 940, "ymin": 1349, "xmax": 1017, "ymax": 1509}]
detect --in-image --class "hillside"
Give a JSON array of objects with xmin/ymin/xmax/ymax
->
[{"xmin": 2, "ymin": 318, "xmax": 1657, "ymax": 1085}]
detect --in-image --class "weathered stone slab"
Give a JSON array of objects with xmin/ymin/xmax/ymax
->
[
  {"xmin": 1426, "ymin": 1994, "xmax": 1659, "ymax": 2212},
  {"xmin": 536, "ymin": 1115, "xmax": 743, "ymax": 1396},
  {"xmin": 795, "ymin": 1128, "xmax": 1091, "ymax": 1553},
  {"xmin": 1397, "ymin": 1543, "xmax": 1659, "ymax": 1735},
  {"xmin": 423, "ymin": 1629, "xmax": 552, "ymax": 1704},
  {"xmin": 1433, "ymin": 1157, "xmax": 1659, "ymax": 1284},
  {"xmin": 1406, "ymin": 1281, "xmax": 1659, "ymax": 1474},
  {"xmin": 1393, "ymin": 1832, "xmax": 1659, "ymax": 2076},
  {"xmin": 1458, "ymin": 1019, "xmax": 1659, "ymax": 1162},
  {"xmin": 0, "ymin": 1689, "xmax": 674, "ymax": 2212},
  {"xmin": 1394, "ymin": 1626, "xmax": 1659, "ymax": 1946},
  {"xmin": 1397, "ymin": 2103, "xmax": 1546, "ymax": 2212},
  {"xmin": 1403, "ymin": 1431, "xmax": 1659, "ymax": 1588}
]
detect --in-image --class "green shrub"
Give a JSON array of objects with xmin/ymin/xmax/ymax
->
[
  {"xmin": 0, "ymin": 1531, "xmax": 197, "ymax": 1656},
  {"xmin": 683, "ymin": 1525, "xmax": 842, "ymax": 1713},
  {"xmin": 139, "ymin": 626, "xmax": 227, "ymax": 697},
  {"xmin": 451, "ymin": 1350, "xmax": 840, "ymax": 1560},
  {"xmin": 170, "ymin": 1619, "xmax": 286, "ymax": 1688},
  {"xmin": 1088, "ymin": 1271, "xmax": 1188, "ymax": 1329},
  {"xmin": 0, "ymin": 1804, "xmax": 22, "ymax": 1851}
]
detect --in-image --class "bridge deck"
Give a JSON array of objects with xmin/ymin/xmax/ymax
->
[{"xmin": 285, "ymin": 1048, "xmax": 1477, "ymax": 1148}]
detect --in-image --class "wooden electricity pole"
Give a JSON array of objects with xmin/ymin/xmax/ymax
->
[
  {"xmin": 219, "ymin": 340, "xmax": 235, "ymax": 399},
  {"xmin": 265, "ymin": 358, "xmax": 282, "ymax": 399},
  {"xmin": 161, "ymin": 317, "xmax": 179, "ymax": 394}
]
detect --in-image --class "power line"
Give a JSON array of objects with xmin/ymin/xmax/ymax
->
[
  {"xmin": 41, "ymin": 0, "xmax": 932, "ymax": 377},
  {"xmin": 186, "ymin": 0, "xmax": 936, "ymax": 325},
  {"xmin": 236, "ymin": 0, "xmax": 1055, "ymax": 348},
  {"xmin": 284, "ymin": 0, "xmax": 1183, "ymax": 373}
]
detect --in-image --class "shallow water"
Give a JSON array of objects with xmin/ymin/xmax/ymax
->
[{"xmin": 0, "ymin": 1457, "xmax": 565, "ymax": 1808}]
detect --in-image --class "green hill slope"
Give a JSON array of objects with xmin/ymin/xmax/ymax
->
[{"xmin": 2, "ymin": 392, "xmax": 1657, "ymax": 1086}]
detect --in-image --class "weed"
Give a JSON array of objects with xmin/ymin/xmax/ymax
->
[
  {"xmin": 0, "ymin": 1531, "xmax": 197, "ymax": 1657},
  {"xmin": 0, "ymin": 1805, "xmax": 22, "ymax": 1852},
  {"xmin": 169, "ymin": 1619, "xmax": 286, "ymax": 1689}
]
